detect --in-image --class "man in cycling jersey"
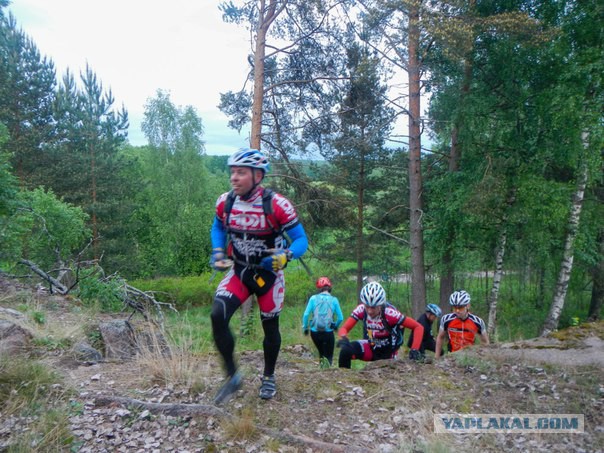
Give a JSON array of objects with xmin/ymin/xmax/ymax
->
[
  {"xmin": 302, "ymin": 276, "xmax": 344, "ymax": 366},
  {"xmin": 407, "ymin": 303, "xmax": 443, "ymax": 356},
  {"xmin": 337, "ymin": 281, "xmax": 424, "ymax": 368},
  {"xmin": 435, "ymin": 290, "xmax": 489, "ymax": 358},
  {"xmin": 209, "ymin": 148, "xmax": 308, "ymax": 404}
]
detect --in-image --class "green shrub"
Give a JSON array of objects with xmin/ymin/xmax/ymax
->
[
  {"xmin": 76, "ymin": 269, "xmax": 124, "ymax": 312},
  {"xmin": 132, "ymin": 266, "xmax": 318, "ymax": 310},
  {"xmin": 31, "ymin": 310, "xmax": 46, "ymax": 325},
  {"xmin": 77, "ymin": 277, "xmax": 123, "ymax": 311},
  {"xmin": 131, "ymin": 275, "xmax": 216, "ymax": 309}
]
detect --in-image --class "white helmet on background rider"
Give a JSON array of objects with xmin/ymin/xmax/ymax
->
[
  {"xmin": 360, "ymin": 282, "xmax": 387, "ymax": 307},
  {"xmin": 449, "ymin": 290, "xmax": 471, "ymax": 307}
]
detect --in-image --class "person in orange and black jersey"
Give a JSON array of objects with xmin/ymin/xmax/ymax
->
[{"xmin": 435, "ymin": 290, "xmax": 489, "ymax": 359}]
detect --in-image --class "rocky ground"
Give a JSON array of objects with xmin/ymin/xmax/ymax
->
[{"xmin": 1, "ymin": 276, "xmax": 603, "ymax": 452}]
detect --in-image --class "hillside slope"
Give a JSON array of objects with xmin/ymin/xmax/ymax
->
[{"xmin": 1, "ymin": 278, "xmax": 602, "ymax": 452}]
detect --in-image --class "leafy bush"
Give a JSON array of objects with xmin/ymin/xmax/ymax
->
[
  {"xmin": 1, "ymin": 188, "xmax": 90, "ymax": 270},
  {"xmin": 76, "ymin": 269, "xmax": 125, "ymax": 311}
]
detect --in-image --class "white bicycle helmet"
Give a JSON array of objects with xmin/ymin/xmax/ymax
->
[
  {"xmin": 360, "ymin": 282, "xmax": 386, "ymax": 307},
  {"xmin": 449, "ymin": 290, "xmax": 471, "ymax": 307},
  {"xmin": 227, "ymin": 148, "xmax": 270, "ymax": 173}
]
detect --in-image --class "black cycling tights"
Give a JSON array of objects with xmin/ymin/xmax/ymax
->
[
  {"xmin": 310, "ymin": 331, "xmax": 335, "ymax": 365},
  {"xmin": 211, "ymin": 294, "xmax": 281, "ymax": 378},
  {"xmin": 338, "ymin": 340, "xmax": 364, "ymax": 369},
  {"xmin": 261, "ymin": 315, "xmax": 280, "ymax": 376}
]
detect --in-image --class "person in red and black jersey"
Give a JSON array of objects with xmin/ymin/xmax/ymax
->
[
  {"xmin": 435, "ymin": 290, "xmax": 489, "ymax": 358},
  {"xmin": 337, "ymin": 281, "xmax": 424, "ymax": 368},
  {"xmin": 209, "ymin": 149, "xmax": 308, "ymax": 404}
]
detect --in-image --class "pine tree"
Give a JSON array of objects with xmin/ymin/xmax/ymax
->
[
  {"xmin": 328, "ymin": 43, "xmax": 395, "ymax": 293},
  {"xmin": 0, "ymin": 11, "xmax": 56, "ymax": 188},
  {"xmin": 49, "ymin": 65, "xmax": 128, "ymax": 262}
]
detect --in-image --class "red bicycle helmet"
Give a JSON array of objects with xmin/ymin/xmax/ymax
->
[{"xmin": 316, "ymin": 277, "xmax": 332, "ymax": 289}]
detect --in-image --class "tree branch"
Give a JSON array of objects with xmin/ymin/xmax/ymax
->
[{"xmin": 18, "ymin": 259, "xmax": 69, "ymax": 294}]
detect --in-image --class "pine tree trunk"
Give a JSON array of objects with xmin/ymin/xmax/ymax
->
[
  {"xmin": 250, "ymin": 20, "xmax": 267, "ymax": 149},
  {"xmin": 439, "ymin": 34, "xmax": 473, "ymax": 308},
  {"xmin": 249, "ymin": 0, "xmax": 282, "ymax": 149},
  {"xmin": 242, "ymin": 1, "xmax": 281, "ymax": 327},
  {"xmin": 89, "ymin": 141, "xmax": 99, "ymax": 259},
  {"xmin": 407, "ymin": 1, "xmax": 426, "ymax": 318},
  {"xmin": 439, "ymin": 249, "xmax": 454, "ymax": 312},
  {"xmin": 542, "ymin": 159, "xmax": 588, "ymax": 336},
  {"xmin": 438, "ymin": 128, "xmax": 458, "ymax": 308}
]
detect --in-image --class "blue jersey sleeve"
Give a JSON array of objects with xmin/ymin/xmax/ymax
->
[
  {"xmin": 210, "ymin": 216, "xmax": 227, "ymax": 250},
  {"xmin": 285, "ymin": 223, "xmax": 308, "ymax": 259}
]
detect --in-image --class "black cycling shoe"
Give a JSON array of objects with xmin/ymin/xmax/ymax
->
[
  {"xmin": 259, "ymin": 375, "xmax": 276, "ymax": 400},
  {"xmin": 214, "ymin": 372, "xmax": 242, "ymax": 405}
]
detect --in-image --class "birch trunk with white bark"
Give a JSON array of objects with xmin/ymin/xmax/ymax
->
[
  {"xmin": 487, "ymin": 228, "xmax": 507, "ymax": 338},
  {"xmin": 542, "ymin": 158, "xmax": 588, "ymax": 336}
]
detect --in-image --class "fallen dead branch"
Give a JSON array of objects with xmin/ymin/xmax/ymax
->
[
  {"xmin": 94, "ymin": 395, "xmax": 226, "ymax": 417},
  {"xmin": 18, "ymin": 258, "xmax": 68, "ymax": 294},
  {"xmin": 16, "ymin": 258, "xmax": 177, "ymax": 328}
]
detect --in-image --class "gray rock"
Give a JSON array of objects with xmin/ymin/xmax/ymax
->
[
  {"xmin": 0, "ymin": 319, "xmax": 32, "ymax": 356},
  {"xmin": 99, "ymin": 320, "xmax": 138, "ymax": 359},
  {"xmin": 72, "ymin": 341, "xmax": 103, "ymax": 364}
]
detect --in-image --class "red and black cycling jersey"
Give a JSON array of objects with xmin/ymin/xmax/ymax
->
[
  {"xmin": 215, "ymin": 187, "xmax": 299, "ymax": 266},
  {"xmin": 439, "ymin": 312, "xmax": 486, "ymax": 352},
  {"xmin": 349, "ymin": 303, "xmax": 405, "ymax": 351}
]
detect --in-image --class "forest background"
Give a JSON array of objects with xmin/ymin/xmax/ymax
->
[{"xmin": 0, "ymin": 0, "xmax": 602, "ymax": 342}]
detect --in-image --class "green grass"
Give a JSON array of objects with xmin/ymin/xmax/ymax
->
[
  {"xmin": 0, "ymin": 358, "xmax": 62, "ymax": 408},
  {"xmin": 132, "ymin": 262, "xmax": 600, "ymax": 351},
  {"xmin": 0, "ymin": 357, "xmax": 76, "ymax": 451},
  {"xmin": 164, "ymin": 298, "xmax": 371, "ymax": 356}
]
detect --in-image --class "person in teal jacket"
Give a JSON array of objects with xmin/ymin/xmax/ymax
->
[{"xmin": 302, "ymin": 277, "xmax": 344, "ymax": 366}]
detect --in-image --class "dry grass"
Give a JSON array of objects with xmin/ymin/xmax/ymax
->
[
  {"xmin": 0, "ymin": 356, "xmax": 75, "ymax": 452},
  {"xmin": 134, "ymin": 321, "xmax": 214, "ymax": 393},
  {"xmin": 0, "ymin": 357, "xmax": 62, "ymax": 410},
  {"xmin": 1, "ymin": 289, "xmax": 103, "ymax": 355},
  {"xmin": 6, "ymin": 409, "xmax": 73, "ymax": 453},
  {"xmin": 222, "ymin": 407, "xmax": 257, "ymax": 441}
]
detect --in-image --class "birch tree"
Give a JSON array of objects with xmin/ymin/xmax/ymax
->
[{"xmin": 542, "ymin": 143, "xmax": 589, "ymax": 336}]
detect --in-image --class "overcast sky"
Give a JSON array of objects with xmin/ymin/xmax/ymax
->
[{"xmin": 8, "ymin": 0, "xmax": 252, "ymax": 155}]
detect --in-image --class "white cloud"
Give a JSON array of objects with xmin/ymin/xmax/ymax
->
[{"xmin": 8, "ymin": 0, "xmax": 251, "ymax": 154}]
